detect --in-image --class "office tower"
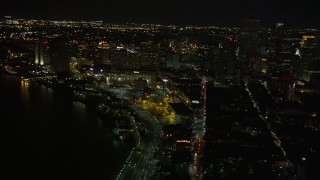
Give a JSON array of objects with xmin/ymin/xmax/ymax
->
[
  {"xmin": 139, "ymin": 41, "xmax": 160, "ymax": 71},
  {"xmin": 109, "ymin": 42, "xmax": 159, "ymax": 70},
  {"xmin": 197, "ymin": 46, "xmax": 211, "ymax": 68},
  {"xmin": 97, "ymin": 41, "xmax": 111, "ymax": 64},
  {"xmin": 166, "ymin": 52, "xmax": 180, "ymax": 69},
  {"xmin": 110, "ymin": 47, "xmax": 137, "ymax": 70},
  {"xmin": 293, "ymin": 35, "xmax": 320, "ymax": 81},
  {"xmin": 159, "ymin": 39, "xmax": 170, "ymax": 68},
  {"xmin": 225, "ymin": 36, "xmax": 237, "ymax": 79},
  {"xmin": 268, "ymin": 22, "xmax": 298, "ymax": 76},
  {"xmin": 73, "ymin": 44, "xmax": 86, "ymax": 58},
  {"xmin": 239, "ymin": 17, "xmax": 260, "ymax": 74},
  {"xmin": 207, "ymin": 36, "xmax": 237, "ymax": 83},
  {"xmin": 49, "ymin": 37, "xmax": 71, "ymax": 73},
  {"xmin": 35, "ymin": 40, "xmax": 50, "ymax": 66}
]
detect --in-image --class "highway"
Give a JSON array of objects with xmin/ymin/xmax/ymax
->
[{"xmin": 104, "ymin": 87, "xmax": 162, "ymax": 180}]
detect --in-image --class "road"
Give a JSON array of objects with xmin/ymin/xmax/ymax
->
[{"xmin": 103, "ymin": 87, "xmax": 162, "ymax": 180}]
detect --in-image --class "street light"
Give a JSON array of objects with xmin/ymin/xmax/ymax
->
[
  {"xmin": 163, "ymin": 79, "xmax": 168, "ymax": 96},
  {"xmin": 162, "ymin": 79, "xmax": 168, "ymax": 115}
]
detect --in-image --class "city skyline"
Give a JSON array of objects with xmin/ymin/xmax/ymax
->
[
  {"xmin": 1, "ymin": 7, "xmax": 320, "ymax": 179},
  {"xmin": 1, "ymin": 0, "xmax": 320, "ymax": 28}
]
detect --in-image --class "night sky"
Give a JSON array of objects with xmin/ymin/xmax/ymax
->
[{"xmin": 1, "ymin": 0, "xmax": 319, "ymax": 28}]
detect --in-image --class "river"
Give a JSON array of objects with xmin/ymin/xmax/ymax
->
[{"xmin": 0, "ymin": 73, "xmax": 132, "ymax": 180}]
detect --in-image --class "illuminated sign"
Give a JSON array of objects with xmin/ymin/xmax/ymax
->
[
  {"xmin": 99, "ymin": 41, "xmax": 108, "ymax": 45},
  {"xmin": 41, "ymin": 40, "xmax": 49, "ymax": 44},
  {"xmin": 177, "ymin": 140, "xmax": 190, "ymax": 143}
]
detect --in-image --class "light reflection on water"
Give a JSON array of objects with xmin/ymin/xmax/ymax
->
[
  {"xmin": 1, "ymin": 73, "xmax": 133, "ymax": 180},
  {"xmin": 20, "ymin": 81, "xmax": 30, "ymax": 103}
]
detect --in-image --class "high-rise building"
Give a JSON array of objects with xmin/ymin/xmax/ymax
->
[
  {"xmin": 34, "ymin": 40, "xmax": 50, "ymax": 66},
  {"xmin": 224, "ymin": 36, "xmax": 237, "ymax": 79},
  {"xmin": 97, "ymin": 41, "xmax": 111, "ymax": 64},
  {"xmin": 49, "ymin": 37, "xmax": 71, "ymax": 73},
  {"xmin": 110, "ymin": 47, "xmax": 138, "ymax": 70},
  {"xmin": 293, "ymin": 35, "xmax": 320, "ymax": 81},
  {"xmin": 109, "ymin": 42, "xmax": 159, "ymax": 70},
  {"xmin": 166, "ymin": 52, "xmax": 180, "ymax": 69},
  {"xmin": 239, "ymin": 17, "xmax": 260, "ymax": 74},
  {"xmin": 159, "ymin": 39, "xmax": 170, "ymax": 68},
  {"xmin": 267, "ymin": 22, "xmax": 298, "ymax": 76},
  {"xmin": 139, "ymin": 41, "xmax": 160, "ymax": 70},
  {"xmin": 207, "ymin": 36, "xmax": 237, "ymax": 83}
]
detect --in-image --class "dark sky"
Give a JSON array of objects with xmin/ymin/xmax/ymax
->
[{"xmin": 1, "ymin": 0, "xmax": 319, "ymax": 28}]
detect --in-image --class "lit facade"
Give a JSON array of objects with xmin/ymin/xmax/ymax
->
[
  {"xmin": 106, "ymin": 70, "xmax": 156, "ymax": 87},
  {"xmin": 97, "ymin": 41, "xmax": 111, "ymax": 64},
  {"xmin": 35, "ymin": 40, "xmax": 50, "ymax": 66}
]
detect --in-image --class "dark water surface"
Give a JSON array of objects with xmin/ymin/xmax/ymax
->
[{"xmin": 0, "ymin": 73, "xmax": 132, "ymax": 180}]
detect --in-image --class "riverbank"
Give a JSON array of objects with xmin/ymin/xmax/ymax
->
[{"xmin": 1, "ymin": 73, "xmax": 134, "ymax": 180}]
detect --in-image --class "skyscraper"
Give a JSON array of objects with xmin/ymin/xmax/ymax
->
[
  {"xmin": 239, "ymin": 17, "xmax": 260, "ymax": 75},
  {"xmin": 34, "ymin": 40, "xmax": 50, "ymax": 66},
  {"xmin": 49, "ymin": 37, "xmax": 71, "ymax": 73},
  {"xmin": 139, "ymin": 41, "xmax": 160, "ymax": 71},
  {"xmin": 267, "ymin": 22, "xmax": 298, "ymax": 76},
  {"xmin": 166, "ymin": 52, "xmax": 180, "ymax": 69},
  {"xmin": 293, "ymin": 35, "xmax": 320, "ymax": 81},
  {"xmin": 225, "ymin": 35, "xmax": 237, "ymax": 79},
  {"xmin": 97, "ymin": 41, "xmax": 111, "ymax": 64}
]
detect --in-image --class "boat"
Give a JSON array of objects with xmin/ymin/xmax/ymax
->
[{"xmin": 3, "ymin": 65, "xmax": 19, "ymax": 75}]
